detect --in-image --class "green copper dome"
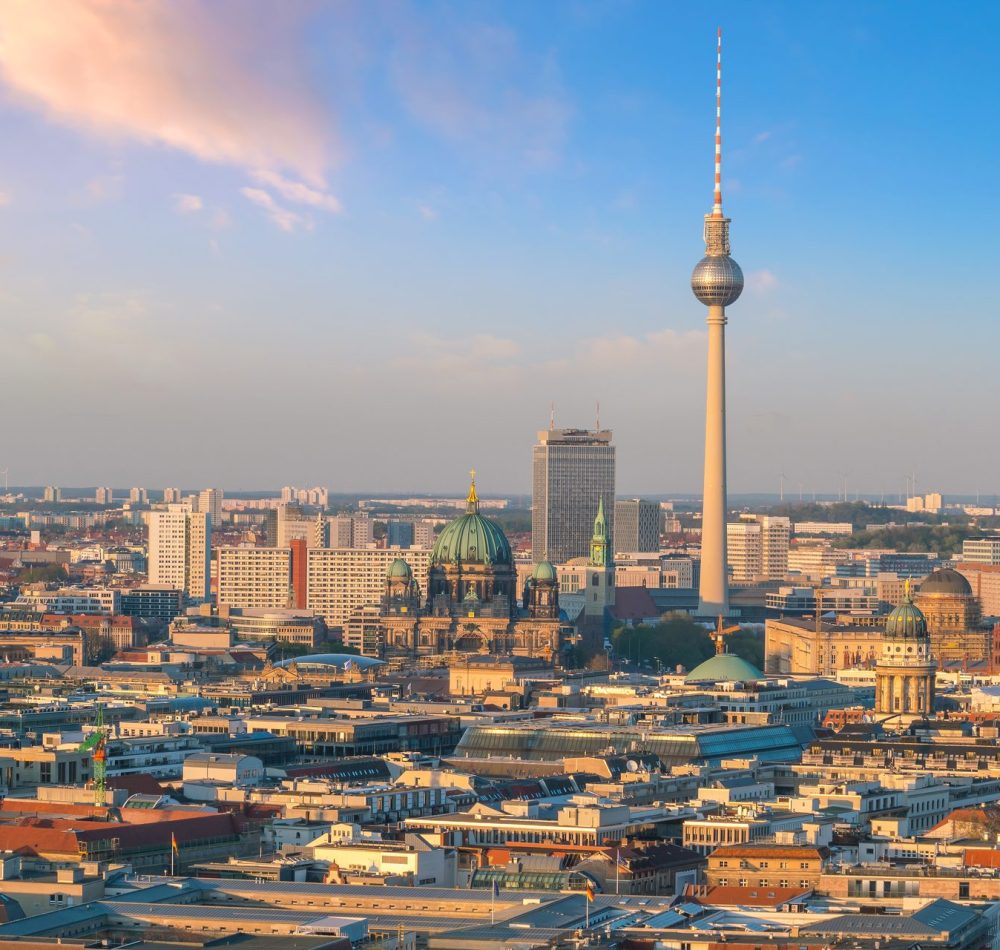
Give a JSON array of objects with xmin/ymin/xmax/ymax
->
[
  {"xmin": 387, "ymin": 558, "xmax": 413, "ymax": 580},
  {"xmin": 532, "ymin": 560, "xmax": 557, "ymax": 582},
  {"xmin": 430, "ymin": 473, "xmax": 513, "ymax": 566},
  {"xmin": 685, "ymin": 653, "xmax": 763, "ymax": 683},
  {"xmin": 885, "ymin": 596, "xmax": 928, "ymax": 640}
]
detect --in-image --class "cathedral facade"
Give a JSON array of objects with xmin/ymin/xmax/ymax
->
[{"xmin": 378, "ymin": 475, "xmax": 574, "ymax": 664}]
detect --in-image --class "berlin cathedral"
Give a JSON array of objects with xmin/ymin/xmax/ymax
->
[{"xmin": 377, "ymin": 475, "xmax": 584, "ymax": 664}]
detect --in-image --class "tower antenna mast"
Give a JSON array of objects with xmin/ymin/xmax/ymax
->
[{"xmin": 693, "ymin": 27, "xmax": 743, "ymax": 618}]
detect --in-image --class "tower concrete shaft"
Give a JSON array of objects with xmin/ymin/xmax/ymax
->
[
  {"xmin": 700, "ymin": 304, "xmax": 728, "ymax": 615},
  {"xmin": 690, "ymin": 29, "xmax": 742, "ymax": 617}
]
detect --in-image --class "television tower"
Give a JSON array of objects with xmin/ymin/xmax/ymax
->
[{"xmin": 692, "ymin": 29, "xmax": 743, "ymax": 616}]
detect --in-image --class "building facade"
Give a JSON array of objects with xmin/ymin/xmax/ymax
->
[
  {"xmin": 532, "ymin": 427, "xmax": 615, "ymax": 563},
  {"xmin": 614, "ymin": 498, "xmax": 660, "ymax": 553},
  {"xmin": 146, "ymin": 505, "xmax": 211, "ymax": 601}
]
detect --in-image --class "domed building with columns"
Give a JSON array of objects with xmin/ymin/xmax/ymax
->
[
  {"xmin": 379, "ymin": 474, "xmax": 574, "ymax": 663},
  {"xmin": 914, "ymin": 567, "xmax": 988, "ymax": 667},
  {"xmin": 875, "ymin": 587, "xmax": 936, "ymax": 720}
]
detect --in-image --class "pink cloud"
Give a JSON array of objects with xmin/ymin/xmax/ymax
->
[
  {"xmin": 0, "ymin": 1, "xmax": 335, "ymax": 184},
  {"xmin": 240, "ymin": 187, "xmax": 310, "ymax": 233}
]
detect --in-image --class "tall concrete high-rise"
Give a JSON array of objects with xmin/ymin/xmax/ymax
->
[
  {"xmin": 147, "ymin": 504, "xmax": 211, "ymax": 602},
  {"xmin": 197, "ymin": 488, "xmax": 224, "ymax": 528},
  {"xmin": 691, "ymin": 30, "xmax": 743, "ymax": 617},
  {"xmin": 532, "ymin": 427, "xmax": 615, "ymax": 563}
]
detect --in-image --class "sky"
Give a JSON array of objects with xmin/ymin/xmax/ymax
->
[{"xmin": 0, "ymin": 0, "xmax": 997, "ymax": 497}]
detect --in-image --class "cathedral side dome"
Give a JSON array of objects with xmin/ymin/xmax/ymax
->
[
  {"xmin": 532, "ymin": 560, "xmax": 557, "ymax": 582},
  {"xmin": 387, "ymin": 557, "xmax": 413, "ymax": 580},
  {"xmin": 430, "ymin": 473, "xmax": 513, "ymax": 567},
  {"xmin": 918, "ymin": 568, "xmax": 972, "ymax": 597}
]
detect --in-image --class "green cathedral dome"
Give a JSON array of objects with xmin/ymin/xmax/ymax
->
[
  {"xmin": 885, "ymin": 595, "xmax": 928, "ymax": 640},
  {"xmin": 387, "ymin": 557, "xmax": 413, "ymax": 580},
  {"xmin": 431, "ymin": 473, "xmax": 513, "ymax": 566}
]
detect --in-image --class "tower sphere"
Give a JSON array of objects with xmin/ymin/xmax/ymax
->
[{"xmin": 691, "ymin": 254, "xmax": 744, "ymax": 307}]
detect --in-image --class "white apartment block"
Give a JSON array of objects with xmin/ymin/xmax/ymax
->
[
  {"xmin": 129, "ymin": 487, "xmax": 148, "ymax": 504},
  {"xmin": 962, "ymin": 538, "xmax": 1000, "ymax": 566},
  {"xmin": 793, "ymin": 521, "xmax": 853, "ymax": 536},
  {"xmin": 197, "ymin": 488, "xmax": 224, "ymax": 527},
  {"xmin": 328, "ymin": 515, "xmax": 374, "ymax": 548},
  {"xmin": 728, "ymin": 515, "xmax": 790, "ymax": 583},
  {"xmin": 217, "ymin": 547, "xmax": 293, "ymax": 610},
  {"xmin": 95, "ymin": 487, "xmax": 113, "ymax": 505},
  {"xmin": 307, "ymin": 547, "xmax": 431, "ymax": 629},
  {"xmin": 15, "ymin": 586, "xmax": 121, "ymax": 615},
  {"xmin": 147, "ymin": 505, "xmax": 211, "ymax": 601},
  {"xmin": 163, "ymin": 487, "xmax": 181, "ymax": 504},
  {"xmin": 276, "ymin": 505, "xmax": 326, "ymax": 548}
]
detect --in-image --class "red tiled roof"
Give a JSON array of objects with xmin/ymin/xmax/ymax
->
[
  {"xmin": 964, "ymin": 848, "xmax": 1000, "ymax": 868},
  {"xmin": 709, "ymin": 844, "xmax": 825, "ymax": 859},
  {"xmin": 684, "ymin": 883, "xmax": 812, "ymax": 907}
]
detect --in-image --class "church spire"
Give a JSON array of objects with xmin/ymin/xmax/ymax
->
[{"xmin": 590, "ymin": 496, "xmax": 609, "ymax": 567}]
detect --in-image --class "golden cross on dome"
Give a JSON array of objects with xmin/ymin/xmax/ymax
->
[{"xmin": 466, "ymin": 468, "xmax": 479, "ymax": 508}]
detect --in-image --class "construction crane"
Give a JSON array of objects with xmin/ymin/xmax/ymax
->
[
  {"xmin": 711, "ymin": 614, "xmax": 741, "ymax": 656},
  {"xmin": 78, "ymin": 704, "xmax": 108, "ymax": 808}
]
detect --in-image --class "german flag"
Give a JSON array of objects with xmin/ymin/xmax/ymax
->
[{"xmin": 585, "ymin": 882, "xmax": 595, "ymax": 903}]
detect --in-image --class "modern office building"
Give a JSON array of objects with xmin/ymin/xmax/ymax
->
[
  {"xmin": 387, "ymin": 520, "xmax": 415, "ymax": 548},
  {"xmin": 692, "ymin": 30, "xmax": 743, "ymax": 616},
  {"xmin": 532, "ymin": 427, "xmax": 615, "ymax": 563},
  {"xmin": 217, "ymin": 546, "xmax": 292, "ymax": 609},
  {"xmin": 147, "ymin": 505, "xmax": 211, "ymax": 601},
  {"xmin": 614, "ymin": 499, "xmax": 660, "ymax": 553},
  {"xmin": 120, "ymin": 585, "xmax": 184, "ymax": 623}
]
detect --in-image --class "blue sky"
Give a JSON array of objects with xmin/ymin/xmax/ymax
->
[{"xmin": 0, "ymin": 1, "xmax": 996, "ymax": 497}]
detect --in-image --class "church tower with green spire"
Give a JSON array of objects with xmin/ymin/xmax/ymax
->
[{"xmin": 585, "ymin": 497, "xmax": 615, "ymax": 617}]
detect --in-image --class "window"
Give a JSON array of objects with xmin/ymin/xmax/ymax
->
[{"xmin": 738, "ymin": 879, "xmax": 748, "ymax": 887}]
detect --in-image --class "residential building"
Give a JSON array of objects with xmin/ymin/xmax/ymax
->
[
  {"xmin": 94, "ymin": 486, "xmax": 113, "ymax": 504},
  {"xmin": 217, "ymin": 546, "xmax": 292, "ymax": 609},
  {"xmin": 197, "ymin": 487, "xmax": 224, "ymax": 527},
  {"xmin": 387, "ymin": 520, "xmax": 415, "ymax": 548},
  {"xmin": 307, "ymin": 546, "xmax": 431, "ymax": 629},
  {"xmin": 43, "ymin": 485, "xmax": 61, "ymax": 503},
  {"xmin": 532, "ymin": 427, "xmax": 615, "ymax": 563},
  {"xmin": 129, "ymin": 487, "xmax": 148, "ymax": 504},
  {"xmin": 962, "ymin": 537, "xmax": 1000, "ymax": 565},
  {"xmin": 147, "ymin": 505, "xmax": 211, "ymax": 601},
  {"xmin": 162, "ymin": 487, "xmax": 181, "ymax": 504},
  {"xmin": 329, "ymin": 514, "xmax": 374, "ymax": 548},
  {"xmin": 728, "ymin": 514, "xmax": 790, "ymax": 583},
  {"xmin": 276, "ymin": 503, "xmax": 326, "ymax": 548}
]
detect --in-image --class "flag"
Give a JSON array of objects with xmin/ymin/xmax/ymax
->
[
  {"xmin": 585, "ymin": 882, "xmax": 595, "ymax": 903},
  {"xmin": 344, "ymin": 659, "xmax": 353, "ymax": 672},
  {"xmin": 171, "ymin": 833, "xmax": 179, "ymax": 855},
  {"xmin": 492, "ymin": 880, "xmax": 500, "ymax": 899}
]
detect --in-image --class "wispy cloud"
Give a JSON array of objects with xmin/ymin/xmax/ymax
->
[
  {"xmin": 387, "ymin": 16, "xmax": 571, "ymax": 170},
  {"xmin": 0, "ymin": 191, "xmax": 9, "ymax": 207},
  {"xmin": 172, "ymin": 193, "xmax": 204, "ymax": 214},
  {"xmin": 250, "ymin": 170, "xmax": 342, "ymax": 214},
  {"xmin": 0, "ymin": 0, "xmax": 334, "ymax": 184},
  {"xmin": 746, "ymin": 269, "xmax": 779, "ymax": 294},
  {"xmin": 240, "ymin": 187, "xmax": 309, "ymax": 233}
]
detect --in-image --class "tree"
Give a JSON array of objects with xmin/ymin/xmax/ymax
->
[{"xmin": 612, "ymin": 614, "xmax": 715, "ymax": 672}]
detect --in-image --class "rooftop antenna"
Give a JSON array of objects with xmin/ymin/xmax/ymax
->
[
  {"xmin": 596, "ymin": 400, "xmax": 601, "ymax": 431},
  {"xmin": 778, "ymin": 471, "xmax": 786, "ymax": 503},
  {"xmin": 549, "ymin": 402, "xmax": 555, "ymax": 430},
  {"xmin": 713, "ymin": 27, "xmax": 723, "ymax": 217}
]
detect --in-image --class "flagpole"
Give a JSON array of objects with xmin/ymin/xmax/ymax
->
[
  {"xmin": 615, "ymin": 848, "xmax": 620, "ymax": 896},
  {"xmin": 585, "ymin": 892, "xmax": 589, "ymax": 930},
  {"xmin": 491, "ymin": 881, "xmax": 495, "ymax": 925},
  {"xmin": 171, "ymin": 839, "xmax": 175, "ymax": 877}
]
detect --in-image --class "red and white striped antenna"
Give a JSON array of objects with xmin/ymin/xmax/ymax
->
[{"xmin": 713, "ymin": 27, "xmax": 724, "ymax": 218}]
